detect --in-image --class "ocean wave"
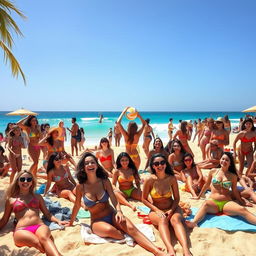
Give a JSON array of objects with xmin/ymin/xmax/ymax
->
[{"xmin": 81, "ymin": 117, "xmax": 109, "ymax": 121}]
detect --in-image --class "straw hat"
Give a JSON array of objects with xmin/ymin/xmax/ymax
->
[
  {"xmin": 48, "ymin": 127, "xmax": 62, "ymax": 135},
  {"xmin": 216, "ymin": 117, "xmax": 224, "ymax": 123}
]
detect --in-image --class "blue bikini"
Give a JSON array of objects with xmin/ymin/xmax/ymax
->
[{"xmin": 83, "ymin": 183, "xmax": 113, "ymax": 224}]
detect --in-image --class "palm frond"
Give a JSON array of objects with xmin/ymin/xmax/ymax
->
[
  {"xmin": 0, "ymin": 41, "xmax": 26, "ymax": 84},
  {"xmin": 0, "ymin": 0, "xmax": 26, "ymax": 18}
]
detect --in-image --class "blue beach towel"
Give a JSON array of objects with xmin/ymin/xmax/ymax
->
[
  {"xmin": 186, "ymin": 207, "xmax": 256, "ymax": 232},
  {"xmin": 137, "ymin": 206, "xmax": 151, "ymax": 214}
]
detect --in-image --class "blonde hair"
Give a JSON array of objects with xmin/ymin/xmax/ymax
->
[{"xmin": 6, "ymin": 170, "xmax": 37, "ymax": 200}]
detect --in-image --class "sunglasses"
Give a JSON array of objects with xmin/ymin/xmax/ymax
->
[
  {"xmin": 153, "ymin": 160, "xmax": 166, "ymax": 167},
  {"xmin": 184, "ymin": 158, "xmax": 192, "ymax": 162},
  {"xmin": 19, "ymin": 177, "xmax": 33, "ymax": 182}
]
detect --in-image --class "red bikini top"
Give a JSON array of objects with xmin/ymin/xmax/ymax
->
[
  {"xmin": 13, "ymin": 197, "xmax": 40, "ymax": 213},
  {"xmin": 99, "ymin": 155, "xmax": 112, "ymax": 162},
  {"xmin": 240, "ymin": 136, "xmax": 256, "ymax": 143}
]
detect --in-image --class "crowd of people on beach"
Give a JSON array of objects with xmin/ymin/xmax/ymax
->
[{"xmin": 0, "ymin": 108, "xmax": 256, "ymax": 256}]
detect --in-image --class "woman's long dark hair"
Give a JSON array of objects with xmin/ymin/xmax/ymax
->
[
  {"xmin": 47, "ymin": 152, "xmax": 62, "ymax": 173},
  {"xmin": 24, "ymin": 115, "xmax": 38, "ymax": 127},
  {"xmin": 116, "ymin": 152, "xmax": 140, "ymax": 180},
  {"xmin": 153, "ymin": 137, "xmax": 164, "ymax": 150},
  {"xmin": 180, "ymin": 121, "xmax": 187, "ymax": 134},
  {"xmin": 223, "ymin": 152, "xmax": 238, "ymax": 175},
  {"xmin": 183, "ymin": 153, "xmax": 196, "ymax": 168},
  {"xmin": 127, "ymin": 122, "xmax": 138, "ymax": 143},
  {"xmin": 46, "ymin": 133, "xmax": 54, "ymax": 146},
  {"xmin": 170, "ymin": 139, "xmax": 186, "ymax": 154},
  {"xmin": 241, "ymin": 118, "xmax": 255, "ymax": 131},
  {"xmin": 76, "ymin": 152, "xmax": 108, "ymax": 184},
  {"xmin": 149, "ymin": 153, "xmax": 174, "ymax": 176}
]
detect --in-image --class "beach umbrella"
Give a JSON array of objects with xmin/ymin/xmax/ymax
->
[
  {"xmin": 242, "ymin": 106, "xmax": 256, "ymax": 113},
  {"xmin": 6, "ymin": 108, "xmax": 38, "ymax": 116}
]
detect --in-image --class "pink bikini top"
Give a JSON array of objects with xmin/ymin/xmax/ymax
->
[{"xmin": 13, "ymin": 197, "xmax": 40, "ymax": 213}]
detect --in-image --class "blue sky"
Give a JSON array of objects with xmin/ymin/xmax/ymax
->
[{"xmin": 0, "ymin": 0, "xmax": 255, "ymax": 111}]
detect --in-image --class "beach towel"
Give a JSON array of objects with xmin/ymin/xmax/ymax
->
[
  {"xmin": 42, "ymin": 197, "xmax": 75, "ymax": 230},
  {"xmin": 80, "ymin": 223, "xmax": 155, "ymax": 245},
  {"xmin": 77, "ymin": 209, "xmax": 90, "ymax": 219},
  {"xmin": 186, "ymin": 207, "xmax": 256, "ymax": 232},
  {"xmin": 137, "ymin": 205, "xmax": 151, "ymax": 214}
]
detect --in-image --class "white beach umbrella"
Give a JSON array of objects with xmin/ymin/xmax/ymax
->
[
  {"xmin": 242, "ymin": 106, "xmax": 256, "ymax": 113},
  {"xmin": 6, "ymin": 108, "xmax": 38, "ymax": 116}
]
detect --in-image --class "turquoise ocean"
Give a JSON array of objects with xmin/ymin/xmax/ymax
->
[{"xmin": 0, "ymin": 111, "xmax": 250, "ymax": 146}]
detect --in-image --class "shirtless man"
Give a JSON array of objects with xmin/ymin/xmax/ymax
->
[
  {"xmin": 142, "ymin": 119, "xmax": 155, "ymax": 157},
  {"xmin": 67, "ymin": 117, "xmax": 79, "ymax": 156}
]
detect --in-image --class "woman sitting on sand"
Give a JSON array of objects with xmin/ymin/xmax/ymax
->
[
  {"xmin": 96, "ymin": 137, "xmax": 116, "ymax": 177},
  {"xmin": 198, "ymin": 118, "xmax": 214, "ymax": 160},
  {"xmin": 145, "ymin": 137, "xmax": 169, "ymax": 170},
  {"xmin": 233, "ymin": 118, "xmax": 256, "ymax": 176},
  {"xmin": 117, "ymin": 107, "xmax": 146, "ymax": 169},
  {"xmin": 0, "ymin": 170, "xmax": 68, "ymax": 255},
  {"xmin": 7, "ymin": 125, "xmax": 25, "ymax": 183},
  {"xmin": 173, "ymin": 121, "xmax": 194, "ymax": 157},
  {"xmin": 142, "ymin": 153, "xmax": 192, "ymax": 256},
  {"xmin": 185, "ymin": 152, "xmax": 256, "ymax": 229},
  {"xmin": 168, "ymin": 139, "xmax": 186, "ymax": 181},
  {"xmin": 197, "ymin": 140, "xmax": 223, "ymax": 170},
  {"xmin": 209, "ymin": 117, "xmax": 229, "ymax": 150},
  {"xmin": 0, "ymin": 145, "xmax": 10, "ymax": 178},
  {"xmin": 181, "ymin": 153, "xmax": 205, "ymax": 198},
  {"xmin": 68, "ymin": 152, "xmax": 168, "ymax": 256},
  {"xmin": 112, "ymin": 152, "xmax": 141, "ymax": 211},
  {"xmin": 44, "ymin": 152, "xmax": 87, "ymax": 210},
  {"xmin": 17, "ymin": 115, "xmax": 41, "ymax": 176}
]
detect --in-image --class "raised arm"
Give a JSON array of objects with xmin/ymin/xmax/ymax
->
[
  {"xmin": 136, "ymin": 111, "xmax": 146, "ymax": 135},
  {"xmin": 16, "ymin": 116, "xmax": 30, "ymax": 131},
  {"xmin": 43, "ymin": 171, "xmax": 53, "ymax": 196}
]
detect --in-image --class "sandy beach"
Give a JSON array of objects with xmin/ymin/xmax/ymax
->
[{"xmin": 1, "ymin": 133, "xmax": 256, "ymax": 256}]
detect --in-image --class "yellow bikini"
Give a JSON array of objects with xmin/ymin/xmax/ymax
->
[{"xmin": 150, "ymin": 183, "xmax": 173, "ymax": 199}]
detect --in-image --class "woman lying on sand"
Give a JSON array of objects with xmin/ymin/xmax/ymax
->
[
  {"xmin": 0, "ymin": 170, "xmax": 68, "ymax": 255},
  {"xmin": 186, "ymin": 152, "xmax": 256, "ymax": 228},
  {"xmin": 142, "ymin": 153, "xmax": 192, "ymax": 256},
  {"xmin": 69, "ymin": 152, "xmax": 168, "ymax": 256}
]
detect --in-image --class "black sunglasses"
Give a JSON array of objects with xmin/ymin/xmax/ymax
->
[
  {"xmin": 19, "ymin": 177, "xmax": 33, "ymax": 182},
  {"xmin": 153, "ymin": 160, "xmax": 166, "ymax": 167}
]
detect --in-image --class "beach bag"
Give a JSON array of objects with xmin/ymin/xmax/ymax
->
[{"xmin": 76, "ymin": 129, "xmax": 81, "ymax": 142}]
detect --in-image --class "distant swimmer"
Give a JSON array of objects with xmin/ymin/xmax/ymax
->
[{"xmin": 99, "ymin": 114, "xmax": 104, "ymax": 123}]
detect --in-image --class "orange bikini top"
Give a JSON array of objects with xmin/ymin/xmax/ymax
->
[
  {"xmin": 212, "ymin": 134, "xmax": 225, "ymax": 140},
  {"xmin": 150, "ymin": 183, "xmax": 173, "ymax": 199},
  {"xmin": 99, "ymin": 155, "xmax": 112, "ymax": 162},
  {"xmin": 118, "ymin": 175, "xmax": 134, "ymax": 183}
]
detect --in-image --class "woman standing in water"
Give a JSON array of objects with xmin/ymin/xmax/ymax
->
[
  {"xmin": 117, "ymin": 107, "xmax": 146, "ymax": 169},
  {"xmin": 17, "ymin": 116, "xmax": 41, "ymax": 176}
]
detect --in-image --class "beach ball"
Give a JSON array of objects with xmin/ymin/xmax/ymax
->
[{"xmin": 126, "ymin": 107, "xmax": 137, "ymax": 120}]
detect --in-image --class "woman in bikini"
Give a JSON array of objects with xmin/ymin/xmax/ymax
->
[
  {"xmin": 142, "ymin": 153, "xmax": 192, "ymax": 256},
  {"xmin": 112, "ymin": 152, "xmax": 141, "ymax": 211},
  {"xmin": 39, "ymin": 127, "xmax": 75, "ymax": 169},
  {"xmin": 17, "ymin": 115, "xmax": 41, "ymax": 176},
  {"xmin": 223, "ymin": 115, "xmax": 231, "ymax": 135},
  {"xmin": 96, "ymin": 137, "xmax": 115, "ymax": 177},
  {"xmin": 233, "ymin": 118, "xmax": 256, "ymax": 176},
  {"xmin": 58, "ymin": 120, "xmax": 66, "ymax": 149},
  {"xmin": 198, "ymin": 118, "xmax": 214, "ymax": 160},
  {"xmin": 168, "ymin": 139, "xmax": 186, "ymax": 181},
  {"xmin": 142, "ymin": 118, "xmax": 155, "ymax": 157},
  {"xmin": 173, "ymin": 121, "xmax": 194, "ymax": 157},
  {"xmin": 0, "ymin": 170, "xmax": 68, "ymax": 255},
  {"xmin": 69, "ymin": 152, "xmax": 168, "ymax": 256},
  {"xmin": 197, "ymin": 140, "xmax": 223, "ymax": 170},
  {"xmin": 145, "ymin": 137, "xmax": 169, "ymax": 170},
  {"xmin": 181, "ymin": 153, "xmax": 205, "ymax": 198},
  {"xmin": 185, "ymin": 152, "xmax": 256, "ymax": 228},
  {"xmin": 167, "ymin": 118, "xmax": 174, "ymax": 140},
  {"xmin": 44, "ymin": 152, "xmax": 87, "ymax": 209},
  {"xmin": 117, "ymin": 107, "xmax": 146, "ymax": 169},
  {"xmin": 0, "ymin": 145, "xmax": 10, "ymax": 178},
  {"xmin": 209, "ymin": 117, "xmax": 229, "ymax": 150},
  {"xmin": 7, "ymin": 125, "xmax": 25, "ymax": 183}
]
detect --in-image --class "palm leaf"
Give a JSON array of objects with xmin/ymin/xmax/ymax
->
[
  {"xmin": 0, "ymin": 41, "xmax": 26, "ymax": 84},
  {"xmin": 0, "ymin": 0, "xmax": 26, "ymax": 84}
]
